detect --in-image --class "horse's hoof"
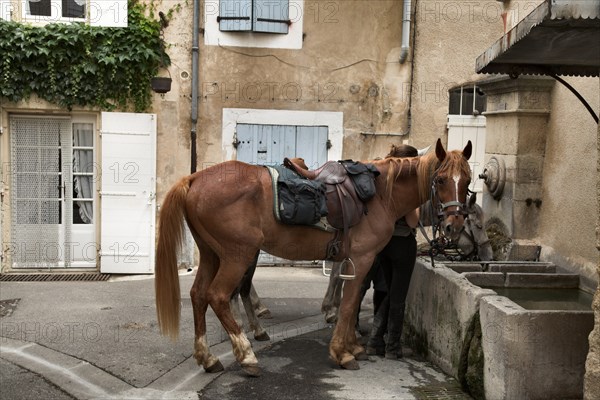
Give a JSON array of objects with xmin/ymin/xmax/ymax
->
[
  {"xmin": 242, "ymin": 364, "xmax": 261, "ymax": 377},
  {"xmin": 256, "ymin": 309, "xmax": 272, "ymax": 319},
  {"xmin": 324, "ymin": 312, "xmax": 337, "ymax": 324},
  {"xmin": 340, "ymin": 359, "xmax": 360, "ymax": 370},
  {"xmin": 354, "ymin": 351, "xmax": 368, "ymax": 361},
  {"xmin": 204, "ymin": 360, "xmax": 224, "ymax": 373},
  {"xmin": 254, "ymin": 331, "xmax": 270, "ymax": 341}
]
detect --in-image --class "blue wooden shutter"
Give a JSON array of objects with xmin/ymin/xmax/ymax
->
[
  {"xmin": 296, "ymin": 126, "xmax": 328, "ymax": 169},
  {"xmin": 219, "ymin": 0, "xmax": 252, "ymax": 31},
  {"xmin": 253, "ymin": 0, "xmax": 290, "ymax": 34}
]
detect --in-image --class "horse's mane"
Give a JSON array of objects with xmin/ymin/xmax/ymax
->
[
  {"xmin": 381, "ymin": 146, "xmax": 471, "ymax": 205},
  {"xmin": 382, "ymin": 156, "xmax": 419, "ymax": 203},
  {"xmin": 416, "ymin": 151, "xmax": 440, "ymax": 203},
  {"xmin": 380, "ymin": 151, "xmax": 437, "ymax": 204}
]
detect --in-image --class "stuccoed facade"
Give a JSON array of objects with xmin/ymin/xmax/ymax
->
[{"xmin": 0, "ymin": 0, "xmax": 598, "ymax": 398}]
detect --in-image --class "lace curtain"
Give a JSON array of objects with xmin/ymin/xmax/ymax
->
[{"xmin": 73, "ymin": 123, "xmax": 93, "ymax": 224}]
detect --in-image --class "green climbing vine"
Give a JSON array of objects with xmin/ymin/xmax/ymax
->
[{"xmin": 0, "ymin": 0, "xmax": 176, "ymax": 112}]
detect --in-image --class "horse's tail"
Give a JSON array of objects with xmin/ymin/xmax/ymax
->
[{"xmin": 155, "ymin": 176, "xmax": 191, "ymax": 340}]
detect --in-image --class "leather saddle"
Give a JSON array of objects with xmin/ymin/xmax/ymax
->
[{"xmin": 283, "ymin": 157, "xmax": 367, "ymax": 259}]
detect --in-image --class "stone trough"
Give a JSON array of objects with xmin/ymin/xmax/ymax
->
[{"xmin": 404, "ymin": 258, "xmax": 594, "ymax": 400}]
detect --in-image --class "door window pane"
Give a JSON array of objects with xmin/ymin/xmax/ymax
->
[
  {"xmin": 28, "ymin": 0, "xmax": 51, "ymax": 16},
  {"xmin": 62, "ymin": 0, "xmax": 84, "ymax": 18},
  {"xmin": 73, "ymin": 122, "xmax": 94, "ymax": 224}
]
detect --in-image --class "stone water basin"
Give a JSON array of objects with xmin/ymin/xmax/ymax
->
[
  {"xmin": 486, "ymin": 287, "xmax": 593, "ymax": 311},
  {"xmin": 404, "ymin": 260, "xmax": 595, "ymax": 400}
]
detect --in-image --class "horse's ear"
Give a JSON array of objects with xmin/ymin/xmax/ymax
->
[
  {"xmin": 435, "ymin": 138, "xmax": 446, "ymax": 161},
  {"xmin": 463, "ymin": 140, "xmax": 473, "ymax": 161},
  {"xmin": 468, "ymin": 192, "xmax": 477, "ymax": 208}
]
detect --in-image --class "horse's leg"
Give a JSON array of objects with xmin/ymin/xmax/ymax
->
[
  {"xmin": 239, "ymin": 253, "xmax": 270, "ymax": 341},
  {"xmin": 208, "ymin": 255, "xmax": 262, "ymax": 377},
  {"xmin": 321, "ymin": 262, "xmax": 342, "ymax": 323},
  {"xmin": 250, "ymin": 284, "xmax": 272, "ymax": 319},
  {"xmin": 190, "ymin": 242, "xmax": 223, "ymax": 373},
  {"xmin": 329, "ymin": 261, "xmax": 370, "ymax": 370},
  {"xmin": 230, "ymin": 294, "xmax": 245, "ymax": 331}
]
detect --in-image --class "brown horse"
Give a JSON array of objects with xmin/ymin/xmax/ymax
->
[{"xmin": 155, "ymin": 138, "xmax": 472, "ymax": 375}]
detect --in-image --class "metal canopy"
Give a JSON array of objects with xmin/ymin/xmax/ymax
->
[{"xmin": 476, "ymin": 0, "xmax": 600, "ymax": 77}]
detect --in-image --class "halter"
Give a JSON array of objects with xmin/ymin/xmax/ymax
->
[
  {"xmin": 428, "ymin": 174, "xmax": 468, "ymax": 237},
  {"xmin": 457, "ymin": 212, "xmax": 491, "ymax": 260},
  {"xmin": 421, "ymin": 182, "xmax": 471, "ymax": 267}
]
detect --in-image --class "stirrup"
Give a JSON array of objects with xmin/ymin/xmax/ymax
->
[
  {"xmin": 322, "ymin": 260, "xmax": 333, "ymax": 277},
  {"xmin": 339, "ymin": 258, "xmax": 356, "ymax": 280}
]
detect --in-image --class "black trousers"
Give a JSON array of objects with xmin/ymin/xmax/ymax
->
[{"xmin": 367, "ymin": 234, "xmax": 417, "ymax": 353}]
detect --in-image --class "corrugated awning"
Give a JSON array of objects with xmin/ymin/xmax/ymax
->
[{"xmin": 476, "ymin": 0, "xmax": 600, "ymax": 77}]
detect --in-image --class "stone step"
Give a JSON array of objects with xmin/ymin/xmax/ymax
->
[
  {"xmin": 463, "ymin": 272, "xmax": 579, "ymax": 289},
  {"xmin": 487, "ymin": 263, "xmax": 556, "ymax": 273},
  {"xmin": 445, "ymin": 263, "xmax": 483, "ymax": 273},
  {"xmin": 505, "ymin": 273, "xmax": 579, "ymax": 289}
]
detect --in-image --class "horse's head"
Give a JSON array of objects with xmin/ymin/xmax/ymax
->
[
  {"xmin": 431, "ymin": 138, "xmax": 472, "ymax": 241},
  {"xmin": 457, "ymin": 193, "xmax": 494, "ymax": 261}
]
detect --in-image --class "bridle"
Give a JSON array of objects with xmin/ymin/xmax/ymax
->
[
  {"xmin": 419, "ymin": 179, "xmax": 474, "ymax": 266},
  {"xmin": 428, "ymin": 172, "xmax": 468, "ymax": 237},
  {"xmin": 456, "ymin": 211, "xmax": 490, "ymax": 260}
]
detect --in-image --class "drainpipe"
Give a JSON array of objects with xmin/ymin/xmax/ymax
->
[
  {"xmin": 399, "ymin": 0, "xmax": 412, "ymax": 64},
  {"xmin": 400, "ymin": 0, "xmax": 417, "ymax": 135},
  {"xmin": 190, "ymin": 0, "xmax": 200, "ymax": 173}
]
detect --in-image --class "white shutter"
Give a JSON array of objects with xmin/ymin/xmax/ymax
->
[
  {"xmin": 447, "ymin": 115, "xmax": 486, "ymax": 202},
  {"xmin": 0, "ymin": 0, "xmax": 12, "ymax": 20},
  {"xmin": 100, "ymin": 112, "xmax": 156, "ymax": 273},
  {"xmin": 90, "ymin": 0, "xmax": 127, "ymax": 27}
]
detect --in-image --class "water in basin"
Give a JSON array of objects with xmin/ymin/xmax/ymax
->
[{"xmin": 485, "ymin": 287, "xmax": 593, "ymax": 311}]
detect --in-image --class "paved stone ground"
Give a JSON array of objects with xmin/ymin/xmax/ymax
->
[
  {"xmin": 199, "ymin": 325, "xmax": 468, "ymax": 400},
  {"xmin": 0, "ymin": 267, "xmax": 471, "ymax": 400}
]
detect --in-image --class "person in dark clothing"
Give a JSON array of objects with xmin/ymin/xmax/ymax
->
[
  {"xmin": 366, "ymin": 144, "xmax": 419, "ymax": 359},
  {"xmin": 355, "ymin": 256, "xmax": 387, "ymax": 335}
]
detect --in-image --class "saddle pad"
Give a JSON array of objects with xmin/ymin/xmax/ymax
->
[{"xmin": 265, "ymin": 166, "xmax": 329, "ymax": 227}]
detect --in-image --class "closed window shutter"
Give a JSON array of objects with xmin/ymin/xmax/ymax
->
[
  {"xmin": 253, "ymin": 0, "xmax": 289, "ymax": 34},
  {"xmin": 219, "ymin": 0, "xmax": 252, "ymax": 31},
  {"xmin": 0, "ymin": 0, "xmax": 11, "ymax": 20}
]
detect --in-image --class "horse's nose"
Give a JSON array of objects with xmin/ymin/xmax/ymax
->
[
  {"xmin": 444, "ymin": 223, "xmax": 452, "ymax": 235},
  {"xmin": 444, "ymin": 219, "xmax": 464, "ymax": 240}
]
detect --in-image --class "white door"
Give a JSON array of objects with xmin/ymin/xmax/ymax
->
[
  {"xmin": 10, "ymin": 117, "xmax": 70, "ymax": 268},
  {"xmin": 100, "ymin": 112, "xmax": 156, "ymax": 274},
  {"xmin": 447, "ymin": 115, "xmax": 486, "ymax": 204},
  {"xmin": 236, "ymin": 123, "xmax": 329, "ymax": 265}
]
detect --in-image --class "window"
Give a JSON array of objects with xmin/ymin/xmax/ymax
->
[
  {"xmin": 25, "ymin": 0, "xmax": 84, "ymax": 18},
  {"xmin": 218, "ymin": 0, "xmax": 290, "ymax": 34},
  {"xmin": 205, "ymin": 0, "xmax": 303, "ymax": 49},
  {"xmin": 449, "ymin": 85, "xmax": 487, "ymax": 116},
  {"xmin": 17, "ymin": 0, "xmax": 127, "ymax": 27}
]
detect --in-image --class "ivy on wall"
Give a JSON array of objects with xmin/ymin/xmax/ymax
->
[{"xmin": 0, "ymin": 0, "xmax": 172, "ymax": 112}]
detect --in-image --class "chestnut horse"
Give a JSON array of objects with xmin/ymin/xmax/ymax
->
[
  {"xmin": 321, "ymin": 192, "xmax": 493, "ymax": 325},
  {"xmin": 155, "ymin": 139, "xmax": 472, "ymax": 375}
]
